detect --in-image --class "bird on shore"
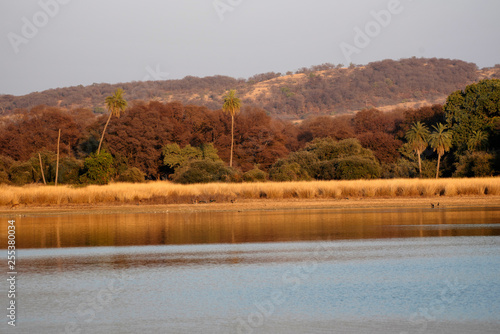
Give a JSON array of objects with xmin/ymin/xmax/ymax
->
[{"xmin": 431, "ymin": 203, "xmax": 440, "ymax": 208}]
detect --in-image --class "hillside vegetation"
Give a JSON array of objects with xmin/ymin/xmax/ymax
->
[
  {"xmin": 2, "ymin": 58, "xmax": 499, "ymax": 119},
  {"xmin": 0, "ymin": 58, "xmax": 498, "ymax": 188}
]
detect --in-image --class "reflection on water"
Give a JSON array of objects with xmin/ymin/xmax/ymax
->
[
  {"xmin": 7, "ymin": 238, "xmax": 500, "ymax": 334},
  {"xmin": 5, "ymin": 207, "xmax": 500, "ymax": 249},
  {"xmin": 1, "ymin": 207, "xmax": 499, "ymax": 334}
]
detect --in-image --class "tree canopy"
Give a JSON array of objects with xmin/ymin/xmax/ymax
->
[
  {"xmin": 429, "ymin": 123, "xmax": 453, "ymax": 178},
  {"xmin": 444, "ymin": 79, "xmax": 500, "ymax": 152},
  {"xmin": 222, "ymin": 89, "xmax": 241, "ymax": 167},
  {"xmin": 405, "ymin": 121, "xmax": 430, "ymax": 176},
  {"xmin": 98, "ymin": 88, "xmax": 128, "ymax": 154}
]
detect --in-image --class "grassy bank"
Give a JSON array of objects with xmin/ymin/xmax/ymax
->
[{"xmin": 1, "ymin": 177, "xmax": 499, "ymax": 207}]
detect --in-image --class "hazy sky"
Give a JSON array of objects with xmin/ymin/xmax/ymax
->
[{"xmin": 1, "ymin": 0, "xmax": 499, "ymax": 96}]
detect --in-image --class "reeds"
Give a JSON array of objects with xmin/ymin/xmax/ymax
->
[{"xmin": 0, "ymin": 177, "xmax": 499, "ymax": 207}]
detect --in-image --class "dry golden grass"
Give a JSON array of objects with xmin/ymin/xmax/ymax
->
[{"xmin": 0, "ymin": 177, "xmax": 499, "ymax": 207}]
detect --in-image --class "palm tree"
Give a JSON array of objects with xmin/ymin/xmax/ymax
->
[
  {"xmin": 467, "ymin": 130, "xmax": 488, "ymax": 152},
  {"xmin": 97, "ymin": 88, "xmax": 128, "ymax": 155},
  {"xmin": 428, "ymin": 123, "xmax": 453, "ymax": 179},
  {"xmin": 405, "ymin": 122, "xmax": 430, "ymax": 177},
  {"xmin": 222, "ymin": 90, "xmax": 241, "ymax": 167}
]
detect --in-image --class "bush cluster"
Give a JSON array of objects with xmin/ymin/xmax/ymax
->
[
  {"xmin": 0, "ymin": 150, "xmax": 144, "ymax": 186},
  {"xmin": 269, "ymin": 138, "xmax": 381, "ymax": 181},
  {"xmin": 173, "ymin": 160, "xmax": 236, "ymax": 184},
  {"xmin": 242, "ymin": 167, "xmax": 268, "ymax": 182}
]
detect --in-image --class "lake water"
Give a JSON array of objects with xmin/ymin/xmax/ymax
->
[{"xmin": 1, "ymin": 207, "xmax": 500, "ymax": 333}]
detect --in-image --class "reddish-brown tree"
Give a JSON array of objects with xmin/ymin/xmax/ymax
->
[{"xmin": 0, "ymin": 105, "xmax": 81, "ymax": 161}]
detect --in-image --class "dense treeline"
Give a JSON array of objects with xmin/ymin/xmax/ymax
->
[
  {"xmin": 0, "ymin": 102, "xmax": 298, "ymax": 183},
  {"xmin": 0, "ymin": 79, "xmax": 498, "ymax": 186},
  {"xmin": 2, "ymin": 58, "xmax": 498, "ymax": 119}
]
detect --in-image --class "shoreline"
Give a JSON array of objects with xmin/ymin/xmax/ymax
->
[{"xmin": 1, "ymin": 195, "xmax": 499, "ymax": 217}]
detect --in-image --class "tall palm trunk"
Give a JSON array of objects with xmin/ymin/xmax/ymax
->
[
  {"xmin": 417, "ymin": 150, "xmax": 422, "ymax": 177},
  {"xmin": 436, "ymin": 154, "xmax": 441, "ymax": 179},
  {"xmin": 55, "ymin": 129, "xmax": 61, "ymax": 186},
  {"xmin": 97, "ymin": 112, "xmax": 113, "ymax": 155},
  {"xmin": 230, "ymin": 114, "xmax": 234, "ymax": 167},
  {"xmin": 38, "ymin": 153, "xmax": 46, "ymax": 185},
  {"xmin": 222, "ymin": 89, "xmax": 241, "ymax": 167}
]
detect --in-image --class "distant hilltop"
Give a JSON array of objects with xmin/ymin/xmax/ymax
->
[{"xmin": 1, "ymin": 58, "xmax": 499, "ymax": 119}]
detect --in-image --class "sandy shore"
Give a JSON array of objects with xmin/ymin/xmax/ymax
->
[{"xmin": 1, "ymin": 195, "xmax": 499, "ymax": 217}]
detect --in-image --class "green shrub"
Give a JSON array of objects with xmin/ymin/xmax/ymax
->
[
  {"xmin": 0, "ymin": 155, "xmax": 14, "ymax": 171},
  {"xmin": 312, "ymin": 160, "xmax": 337, "ymax": 180},
  {"xmin": 163, "ymin": 143, "xmax": 201, "ymax": 170},
  {"xmin": 163, "ymin": 143, "xmax": 221, "ymax": 171},
  {"xmin": 421, "ymin": 160, "xmax": 438, "ymax": 179},
  {"xmin": 269, "ymin": 160, "xmax": 311, "ymax": 182},
  {"xmin": 286, "ymin": 151, "xmax": 320, "ymax": 177},
  {"xmin": 272, "ymin": 137, "xmax": 381, "ymax": 181},
  {"xmin": 41, "ymin": 156, "xmax": 84, "ymax": 184},
  {"xmin": 9, "ymin": 161, "xmax": 36, "ymax": 185},
  {"xmin": 0, "ymin": 171, "xmax": 10, "ymax": 184},
  {"xmin": 306, "ymin": 137, "xmax": 373, "ymax": 160},
  {"xmin": 80, "ymin": 151, "xmax": 114, "ymax": 185},
  {"xmin": 453, "ymin": 151, "xmax": 494, "ymax": 177},
  {"xmin": 57, "ymin": 157, "xmax": 84, "ymax": 184},
  {"xmin": 243, "ymin": 167, "xmax": 268, "ymax": 182},
  {"xmin": 173, "ymin": 160, "xmax": 235, "ymax": 184},
  {"xmin": 0, "ymin": 156, "xmax": 14, "ymax": 184},
  {"xmin": 6, "ymin": 152, "xmax": 69, "ymax": 185},
  {"xmin": 384, "ymin": 159, "xmax": 418, "ymax": 179},
  {"xmin": 10, "ymin": 152, "xmax": 84, "ymax": 185},
  {"xmin": 112, "ymin": 154, "xmax": 130, "ymax": 178},
  {"xmin": 118, "ymin": 167, "xmax": 146, "ymax": 183},
  {"xmin": 33, "ymin": 151, "xmax": 56, "ymax": 181},
  {"xmin": 333, "ymin": 157, "xmax": 381, "ymax": 180}
]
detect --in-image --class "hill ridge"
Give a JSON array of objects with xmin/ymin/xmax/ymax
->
[{"xmin": 1, "ymin": 58, "xmax": 499, "ymax": 119}]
